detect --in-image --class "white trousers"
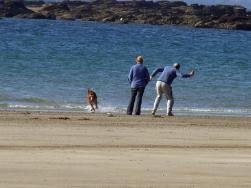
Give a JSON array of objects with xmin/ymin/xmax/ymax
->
[{"xmin": 152, "ymin": 81, "xmax": 174, "ymax": 114}]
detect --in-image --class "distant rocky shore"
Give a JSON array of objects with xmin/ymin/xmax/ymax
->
[{"xmin": 1, "ymin": 0, "xmax": 251, "ymax": 31}]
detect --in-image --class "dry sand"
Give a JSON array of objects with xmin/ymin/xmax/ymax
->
[{"xmin": 0, "ymin": 111, "xmax": 251, "ymax": 188}]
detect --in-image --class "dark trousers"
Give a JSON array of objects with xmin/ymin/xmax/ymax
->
[{"xmin": 127, "ymin": 87, "xmax": 145, "ymax": 115}]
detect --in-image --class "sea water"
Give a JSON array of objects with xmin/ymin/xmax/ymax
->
[{"xmin": 0, "ymin": 18, "xmax": 250, "ymax": 116}]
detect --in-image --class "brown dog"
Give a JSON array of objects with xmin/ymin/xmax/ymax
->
[{"xmin": 87, "ymin": 89, "xmax": 98, "ymax": 112}]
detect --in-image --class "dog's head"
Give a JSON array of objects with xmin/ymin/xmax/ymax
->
[{"xmin": 87, "ymin": 89, "xmax": 96, "ymax": 99}]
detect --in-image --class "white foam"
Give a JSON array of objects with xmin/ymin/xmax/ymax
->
[{"xmin": 1, "ymin": 102, "xmax": 250, "ymax": 117}]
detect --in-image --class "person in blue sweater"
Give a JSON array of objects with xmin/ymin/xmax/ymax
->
[
  {"xmin": 150, "ymin": 63, "xmax": 195, "ymax": 116},
  {"xmin": 127, "ymin": 56, "xmax": 150, "ymax": 115}
]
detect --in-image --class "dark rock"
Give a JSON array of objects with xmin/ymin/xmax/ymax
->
[
  {"xmin": 61, "ymin": 0, "xmax": 84, "ymax": 8},
  {"xmin": 233, "ymin": 6, "xmax": 247, "ymax": 16},
  {"xmin": 24, "ymin": 0, "xmax": 44, "ymax": 6},
  {"xmin": 234, "ymin": 23, "xmax": 251, "ymax": 30},
  {"xmin": 92, "ymin": 0, "xmax": 117, "ymax": 6},
  {"xmin": 15, "ymin": 12, "xmax": 47, "ymax": 19},
  {"xmin": 0, "ymin": 0, "xmax": 32, "ymax": 17},
  {"xmin": 208, "ymin": 5, "xmax": 233, "ymax": 16},
  {"xmin": 69, "ymin": 5, "xmax": 96, "ymax": 20},
  {"xmin": 168, "ymin": 1, "xmax": 187, "ymax": 7},
  {"xmin": 40, "ymin": 2, "xmax": 69, "ymax": 12},
  {"xmin": 38, "ymin": 3, "xmax": 70, "ymax": 20},
  {"xmin": 0, "ymin": 0, "xmax": 45, "ymax": 18}
]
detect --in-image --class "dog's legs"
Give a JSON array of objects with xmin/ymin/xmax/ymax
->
[
  {"xmin": 95, "ymin": 101, "xmax": 98, "ymax": 110},
  {"xmin": 90, "ymin": 104, "xmax": 95, "ymax": 112}
]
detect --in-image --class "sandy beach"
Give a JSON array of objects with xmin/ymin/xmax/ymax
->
[{"xmin": 0, "ymin": 111, "xmax": 251, "ymax": 187}]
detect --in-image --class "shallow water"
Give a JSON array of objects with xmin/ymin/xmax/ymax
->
[{"xmin": 0, "ymin": 18, "xmax": 250, "ymax": 116}]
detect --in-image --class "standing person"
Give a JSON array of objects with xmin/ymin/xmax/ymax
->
[
  {"xmin": 127, "ymin": 56, "xmax": 150, "ymax": 115},
  {"xmin": 150, "ymin": 63, "xmax": 195, "ymax": 116}
]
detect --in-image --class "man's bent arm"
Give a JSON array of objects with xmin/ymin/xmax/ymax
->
[
  {"xmin": 128, "ymin": 68, "xmax": 133, "ymax": 83},
  {"xmin": 151, "ymin": 68, "xmax": 164, "ymax": 78}
]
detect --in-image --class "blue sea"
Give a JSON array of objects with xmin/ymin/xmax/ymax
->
[{"xmin": 0, "ymin": 18, "xmax": 250, "ymax": 116}]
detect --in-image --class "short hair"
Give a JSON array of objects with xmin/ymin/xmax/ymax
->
[
  {"xmin": 173, "ymin": 63, "xmax": 180, "ymax": 69},
  {"xmin": 136, "ymin": 56, "xmax": 144, "ymax": 63}
]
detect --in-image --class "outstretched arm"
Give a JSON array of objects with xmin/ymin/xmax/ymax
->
[{"xmin": 176, "ymin": 70, "xmax": 195, "ymax": 78}]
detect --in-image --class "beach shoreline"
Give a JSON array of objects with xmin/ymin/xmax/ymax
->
[
  {"xmin": 0, "ymin": 111, "xmax": 251, "ymax": 187},
  {"xmin": 1, "ymin": 107, "xmax": 250, "ymax": 118}
]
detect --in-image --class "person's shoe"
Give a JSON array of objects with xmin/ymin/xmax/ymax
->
[{"xmin": 167, "ymin": 112, "xmax": 174, "ymax": 116}]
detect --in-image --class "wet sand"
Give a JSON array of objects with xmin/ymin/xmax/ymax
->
[{"xmin": 0, "ymin": 111, "xmax": 251, "ymax": 187}]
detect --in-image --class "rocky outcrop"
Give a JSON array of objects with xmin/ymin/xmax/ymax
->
[
  {"xmin": 1, "ymin": 0, "xmax": 251, "ymax": 31},
  {"xmin": 37, "ymin": 3, "xmax": 73, "ymax": 20},
  {"xmin": 173, "ymin": 4, "xmax": 251, "ymax": 30},
  {"xmin": 0, "ymin": 0, "xmax": 46, "ymax": 19}
]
